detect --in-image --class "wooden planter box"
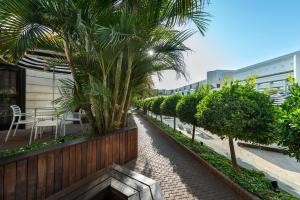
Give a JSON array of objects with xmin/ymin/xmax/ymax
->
[{"xmin": 0, "ymin": 123, "xmax": 138, "ymax": 200}]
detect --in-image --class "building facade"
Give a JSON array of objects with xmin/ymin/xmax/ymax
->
[{"xmin": 157, "ymin": 51, "xmax": 300, "ymax": 97}]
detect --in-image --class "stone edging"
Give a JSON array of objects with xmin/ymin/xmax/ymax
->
[
  {"xmin": 237, "ymin": 142, "xmax": 287, "ymax": 154},
  {"xmin": 140, "ymin": 114, "xmax": 260, "ymax": 200}
]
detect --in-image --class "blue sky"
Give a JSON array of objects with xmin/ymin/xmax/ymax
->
[{"xmin": 154, "ymin": 0, "xmax": 300, "ymax": 89}]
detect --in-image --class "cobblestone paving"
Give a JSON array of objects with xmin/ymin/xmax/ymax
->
[{"xmin": 125, "ymin": 114, "xmax": 242, "ymax": 200}]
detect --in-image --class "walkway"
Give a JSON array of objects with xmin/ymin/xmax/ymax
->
[
  {"xmin": 161, "ymin": 116, "xmax": 300, "ymax": 198},
  {"xmin": 125, "ymin": 114, "xmax": 242, "ymax": 200}
]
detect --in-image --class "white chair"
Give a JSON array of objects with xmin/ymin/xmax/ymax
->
[
  {"xmin": 33, "ymin": 117, "xmax": 61, "ymax": 141},
  {"xmin": 31, "ymin": 107, "xmax": 62, "ymax": 144},
  {"xmin": 5, "ymin": 105, "xmax": 34, "ymax": 143},
  {"xmin": 62, "ymin": 109, "xmax": 84, "ymax": 136}
]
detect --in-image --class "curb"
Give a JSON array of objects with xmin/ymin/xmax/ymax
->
[
  {"xmin": 139, "ymin": 113, "xmax": 260, "ymax": 200},
  {"xmin": 237, "ymin": 142, "xmax": 287, "ymax": 154}
]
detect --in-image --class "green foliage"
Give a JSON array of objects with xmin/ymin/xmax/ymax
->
[
  {"xmin": 151, "ymin": 96, "xmax": 165, "ymax": 115},
  {"xmin": 278, "ymin": 81, "xmax": 300, "ymax": 161},
  {"xmin": 143, "ymin": 98, "xmax": 155, "ymax": 111},
  {"xmin": 176, "ymin": 85, "xmax": 210, "ymax": 125},
  {"xmin": 0, "ymin": 0, "xmax": 210, "ymax": 134},
  {"xmin": 144, "ymin": 114, "xmax": 298, "ymax": 200},
  {"xmin": 160, "ymin": 93, "xmax": 182, "ymax": 117},
  {"xmin": 262, "ymin": 87, "xmax": 279, "ymax": 95},
  {"xmin": 0, "ymin": 133, "xmax": 90, "ymax": 159},
  {"xmin": 197, "ymin": 81, "xmax": 277, "ymax": 144}
]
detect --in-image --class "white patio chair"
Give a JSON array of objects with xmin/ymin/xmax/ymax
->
[
  {"xmin": 62, "ymin": 109, "xmax": 84, "ymax": 136},
  {"xmin": 33, "ymin": 116, "xmax": 61, "ymax": 142},
  {"xmin": 31, "ymin": 108, "xmax": 62, "ymax": 144},
  {"xmin": 5, "ymin": 105, "xmax": 34, "ymax": 143}
]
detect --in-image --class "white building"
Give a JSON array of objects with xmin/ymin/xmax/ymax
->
[{"xmin": 158, "ymin": 51, "xmax": 300, "ymax": 97}]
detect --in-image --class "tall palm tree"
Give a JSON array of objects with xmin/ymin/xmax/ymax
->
[{"xmin": 0, "ymin": 0, "xmax": 210, "ymax": 134}]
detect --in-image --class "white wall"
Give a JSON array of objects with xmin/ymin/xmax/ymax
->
[{"xmin": 25, "ymin": 69, "xmax": 70, "ymax": 114}]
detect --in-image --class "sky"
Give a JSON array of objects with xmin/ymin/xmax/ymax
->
[{"xmin": 153, "ymin": 0, "xmax": 300, "ymax": 89}]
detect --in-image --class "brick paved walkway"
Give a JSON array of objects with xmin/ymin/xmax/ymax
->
[{"xmin": 125, "ymin": 114, "xmax": 242, "ymax": 200}]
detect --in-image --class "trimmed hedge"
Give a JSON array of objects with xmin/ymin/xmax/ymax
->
[{"xmin": 143, "ymin": 113, "xmax": 299, "ymax": 200}]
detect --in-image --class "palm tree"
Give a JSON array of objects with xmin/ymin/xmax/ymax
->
[{"xmin": 0, "ymin": 0, "xmax": 210, "ymax": 134}]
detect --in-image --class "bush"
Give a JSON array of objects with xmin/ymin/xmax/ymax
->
[
  {"xmin": 278, "ymin": 80, "xmax": 300, "ymax": 161},
  {"xmin": 143, "ymin": 114, "xmax": 298, "ymax": 200},
  {"xmin": 176, "ymin": 85, "xmax": 209, "ymax": 142},
  {"xmin": 196, "ymin": 80, "xmax": 277, "ymax": 171},
  {"xmin": 161, "ymin": 93, "xmax": 182, "ymax": 130},
  {"xmin": 151, "ymin": 96, "xmax": 165, "ymax": 122}
]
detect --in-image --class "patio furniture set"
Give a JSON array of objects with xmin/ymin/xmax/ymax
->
[{"xmin": 4, "ymin": 105, "xmax": 84, "ymax": 145}]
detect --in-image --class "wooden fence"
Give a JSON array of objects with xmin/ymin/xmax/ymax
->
[{"xmin": 0, "ymin": 126, "xmax": 137, "ymax": 200}]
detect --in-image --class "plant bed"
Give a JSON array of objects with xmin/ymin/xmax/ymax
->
[
  {"xmin": 141, "ymin": 113, "xmax": 299, "ymax": 200},
  {"xmin": 0, "ymin": 121, "xmax": 138, "ymax": 200},
  {"xmin": 0, "ymin": 133, "xmax": 91, "ymax": 159}
]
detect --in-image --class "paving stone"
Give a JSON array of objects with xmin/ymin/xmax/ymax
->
[{"xmin": 125, "ymin": 114, "xmax": 242, "ymax": 200}]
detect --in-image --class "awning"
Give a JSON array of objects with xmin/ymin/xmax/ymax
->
[{"xmin": 17, "ymin": 50, "xmax": 70, "ymax": 74}]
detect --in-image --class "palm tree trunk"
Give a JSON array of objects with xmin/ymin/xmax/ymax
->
[
  {"xmin": 63, "ymin": 39, "xmax": 76, "ymax": 80},
  {"xmin": 121, "ymin": 90, "xmax": 132, "ymax": 126},
  {"xmin": 111, "ymin": 52, "xmax": 123, "ymax": 124},
  {"xmin": 116, "ymin": 49, "xmax": 133, "ymax": 126},
  {"xmin": 228, "ymin": 137, "xmax": 239, "ymax": 172}
]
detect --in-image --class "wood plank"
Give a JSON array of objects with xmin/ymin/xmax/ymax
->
[
  {"xmin": 86, "ymin": 141, "xmax": 93, "ymax": 176},
  {"xmin": 69, "ymin": 146, "xmax": 76, "ymax": 185},
  {"xmin": 127, "ymin": 131, "xmax": 131, "ymax": 161},
  {"xmin": 119, "ymin": 132, "xmax": 125, "ymax": 164},
  {"xmin": 37, "ymin": 154, "xmax": 47, "ymax": 199},
  {"xmin": 62, "ymin": 147, "xmax": 70, "ymax": 188},
  {"xmin": 108, "ymin": 135, "xmax": 113, "ymax": 165},
  {"xmin": 0, "ymin": 166, "xmax": 3, "ymax": 200},
  {"xmin": 54, "ymin": 149, "xmax": 63, "ymax": 192},
  {"xmin": 27, "ymin": 156, "xmax": 37, "ymax": 200},
  {"xmin": 105, "ymin": 136, "xmax": 109, "ymax": 167},
  {"xmin": 91, "ymin": 141, "xmax": 97, "ymax": 173},
  {"xmin": 4, "ymin": 163, "xmax": 16, "ymax": 200},
  {"xmin": 96, "ymin": 139, "xmax": 101, "ymax": 170},
  {"xmin": 112, "ymin": 134, "xmax": 116, "ymax": 163},
  {"xmin": 134, "ymin": 130, "xmax": 138, "ymax": 158},
  {"xmin": 75, "ymin": 144, "xmax": 82, "ymax": 181},
  {"xmin": 114, "ymin": 133, "xmax": 120, "ymax": 164},
  {"xmin": 100, "ymin": 137, "xmax": 106, "ymax": 169},
  {"xmin": 81, "ymin": 142, "xmax": 87, "ymax": 178},
  {"xmin": 46, "ymin": 152, "xmax": 55, "ymax": 197},
  {"xmin": 16, "ymin": 160, "xmax": 27, "ymax": 199}
]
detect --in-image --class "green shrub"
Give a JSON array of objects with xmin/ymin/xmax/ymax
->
[
  {"xmin": 152, "ymin": 96, "xmax": 165, "ymax": 122},
  {"xmin": 176, "ymin": 85, "xmax": 209, "ymax": 142},
  {"xmin": 196, "ymin": 80, "xmax": 277, "ymax": 171},
  {"xmin": 161, "ymin": 93, "xmax": 182, "ymax": 130},
  {"xmin": 143, "ymin": 114, "xmax": 298, "ymax": 200},
  {"xmin": 278, "ymin": 79, "xmax": 300, "ymax": 161}
]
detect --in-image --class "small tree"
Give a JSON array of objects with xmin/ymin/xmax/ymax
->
[
  {"xmin": 278, "ymin": 79, "xmax": 300, "ymax": 161},
  {"xmin": 161, "ymin": 93, "xmax": 182, "ymax": 131},
  {"xmin": 196, "ymin": 81, "xmax": 276, "ymax": 171},
  {"xmin": 152, "ymin": 96, "xmax": 165, "ymax": 123},
  {"xmin": 176, "ymin": 85, "xmax": 210, "ymax": 142}
]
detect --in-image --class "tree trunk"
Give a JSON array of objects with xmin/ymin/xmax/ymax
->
[
  {"xmin": 160, "ymin": 115, "xmax": 162, "ymax": 123},
  {"xmin": 228, "ymin": 137, "xmax": 239, "ymax": 172},
  {"xmin": 192, "ymin": 123, "xmax": 195, "ymax": 142},
  {"xmin": 111, "ymin": 52, "xmax": 123, "ymax": 124},
  {"xmin": 173, "ymin": 116, "xmax": 176, "ymax": 131},
  {"xmin": 116, "ymin": 49, "xmax": 133, "ymax": 126},
  {"xmin": 121, "ymin": 90, "xmax": 132, "ymax": 126}
]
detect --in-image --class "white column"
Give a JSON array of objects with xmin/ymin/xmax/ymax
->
[{"xmin": 294, "ymin": 53, "xmax": 300, "ymax": 84}]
